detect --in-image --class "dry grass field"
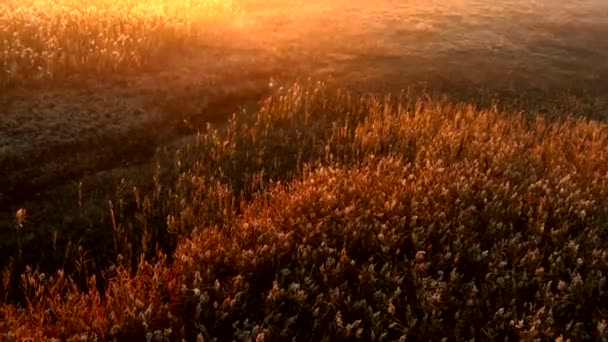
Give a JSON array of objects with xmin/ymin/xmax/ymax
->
[
  {"xmin": 2, "ymin": 82, "xmax": 608, "ymax": 340},
  {"xmin": 0, "ymin": 0, "xmax": 242, "ymax": 86},
  {"xmin": 1, "ymin": 0, "xmax": 608, "ymax": 340}
]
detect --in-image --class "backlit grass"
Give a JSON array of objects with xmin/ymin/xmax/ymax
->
[
  {"xmin": 2, "ymin": 82, "xmax": 607, "ymax": 340},
  {"xmin": 0, "ymin": 0, "xmax": 240, "ymax": 87}
]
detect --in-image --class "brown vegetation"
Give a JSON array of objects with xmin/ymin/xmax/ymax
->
[
  {"xmin": 0, "ymin": 0, "xmax": 240, "ymax": 87},
  {"xmin": 2, "ymin": 1, "xmax": 608, "ymax": 340},
  {"xmin": 2, "ymin": 82, "xmax": 608, "ymax": 340}
]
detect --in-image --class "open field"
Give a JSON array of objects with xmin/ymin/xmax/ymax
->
[
  {"xmin": 3, "ymin": 82, "xmax": 608, "ymax": 340},
  {"xmin": 1, "ymin": 0, "xmax": 608, "ymax": 340},
  {"xmin": 0, "ymin": 0, "xmax": 241, "ymax": 86}
]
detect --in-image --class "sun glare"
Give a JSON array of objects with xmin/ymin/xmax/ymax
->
[{"xmin": 0, "ymin": 0, "xmax": 246, "ymax": 86}]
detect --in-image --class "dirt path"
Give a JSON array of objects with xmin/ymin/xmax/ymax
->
[{"xmin": 0, "ymin": 39, "xmax": 288, "ymax": 260}]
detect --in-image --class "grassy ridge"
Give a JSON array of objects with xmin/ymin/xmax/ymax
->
[
  {"xmin": 2, "ymin": 82, "xmax": 607, "ymax": 340},
  {"xmin": 0, "ymin": 0, "xmax": 240, "ymax": 87}
]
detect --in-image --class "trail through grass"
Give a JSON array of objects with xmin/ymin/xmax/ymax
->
[{"xmin": 2, "ymin": 82, "xmax": 607, "ymax": 340}]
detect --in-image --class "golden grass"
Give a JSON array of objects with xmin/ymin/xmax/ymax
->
[
  {"xmin": 0, "ymin": 0, "xmax": 241, "ymax": 87},
  {"xmin": 2, "ymin": 82, "xmax": 608, "ymax": 340},
  {"xmin": 2, "ymin": 1, "xmax": 607, "ymax": 340}
]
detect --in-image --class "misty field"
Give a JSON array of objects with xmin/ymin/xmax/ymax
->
[
  {"xmin": 3, "ymin": 82, "xmax": 608, "ymax": 340},
  {"xmin": 1, "ymin": 0, "xmax": 608, "ymax": 341},
  {"xmin": 0, "ymin": 0, "xmax": 240, "ymax": 87}
]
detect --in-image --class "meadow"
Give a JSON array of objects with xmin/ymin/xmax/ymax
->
[
  {"xmin": 0, "ymin": 0, "xmax": 240, "ymax": 87},
  {"xmin": 3, "ymin": 81, "xmax": 608, "ymax": 341},
  {"xmin": 1, "ymin": 0, "xmax": 608, "ymax": 341}
]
